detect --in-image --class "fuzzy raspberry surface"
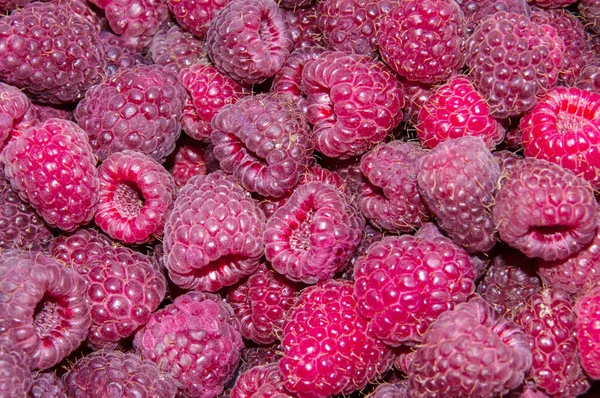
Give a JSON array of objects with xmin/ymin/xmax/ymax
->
[{"xmin": 455, "ymin": 0, "xmax": 531, "ymax": 34}]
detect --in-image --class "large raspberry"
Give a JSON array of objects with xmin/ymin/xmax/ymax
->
[
  {"xmin": 301, "ymin": 51, "xmax": 404, "ymax": 159},
  {"xmin": 264, "ymin": 181, "xmax": 364, "ymax": 284},
  {"xmin": 284, "ymin": 6, "xmax": 323, "ymax": 49},
  {"xmin": 3, "ymin": 119, "xmax": 99, "ymax": 232},
  {"xmin": 358, "ymin": 140, "xmax": 430, "ymax": 233},
  {"xmin": 280, "ymin": 279, "xmax": 394, "ymax": 398},
  {"xmin": 167, "ymin": 0, "xmax": 230, "ymax": 39},
  {"xmin": 134, "ymin": 291, "xmax": 243, "ymax": 398},
  {"xmin": 63, "ymin": 351, "xmax": 177, "ymax": 398},
  {"xmin": 0, "ymin": 250, "xmax": 90, "ymax": 370},
  {"xmin": 521, "ymin": 87, "xmax": 600, "ymax": 190},
  {"xmin": 30, "ymin": 372, "xmax": 66, "ymax": 398},
  {"xmin": 95, "ymin": 150, "xmax": 176, "ymax": 245},
  {"xmin": 230, "ymin": 364, "xmax": 290, "ymax": 398},
  {"xmin": 417, "ymin": 136, "xmax": 500, "ymax": 253},
  {"xmin": 211, "ymin": 93, "xmax": 314, "ymax": 198},
  {"xmin": 206, "ymin": 0, "xmax": 294, "ymax": 85},
  {"xmin": 99, "ymin": 31, "xmax": 148, "ymax": 77},
  {"xmin": 493, "ymin": 157, "xmax": 597, "ymax": 261},
  {"xmin": 149, "ymin": 25, "xmax": 209, "ymax": 73},
  {"xmin": 377, "ymin": 0, "xmax": 467, "ymax": 84},
  {"xmin": 466, "ymin": 12, "xmax": 564, "ymax": 119},
  {"xmin": 163, "ymin": 172, "xmax": 266, "ymax": 291},
  {"xmin": 75, "ymin": 64, "xmax": 185, "ymax": 162},
  {"xmin": 455, "ymin": 0, "xmax": 531, "ymax": 35},
  {"xmin": 0, "ymin": 83, "xmax": 30, "ymax": 148},
  {"xmin": 354, "ymin": 234, "xmax": 476, "ymax": 346},
  {"xmin": 89, "ymin": 0, "xmax": 169, "ymax": 41},
  {"xmin": 0, "ymin": 343, "xmax": 32, "ymax": 397}
]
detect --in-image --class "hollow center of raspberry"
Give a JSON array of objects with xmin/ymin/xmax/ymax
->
[
  {"xmin": 530, "ymin": 224, "xmax": 573, "ymax": 241},
  {"xmin": 114, "ymin": 182, "xmax": 144, "ymax": 219},
  {"xmin": 556, "ymin": 111, "xmax": 591, "ymax": 133},
  {"xmin": 289, "ymin": 210, "xmax": 314, "ymax": 251},
  {"xmin": 33, "ymin": 298, "xmax": 61, "ymax": 337}
]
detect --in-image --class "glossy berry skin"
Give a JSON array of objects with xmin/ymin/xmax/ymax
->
[
  {"xmin": 89, "ymin": 0, "xmax": 169, "ymax": 40},
  {"xmin": 377, "ymin": 0, "xmax": 467, "ymax": 84},
  {"xmin": 280, "ymin": 279, "xmax": 394, "ymax": 398},
  {"xmin": 148, "ymin": 25, "xmax": 209, "ymax": 73},
  {"xmin": 417, "ymin": 76, "xmax": 504, "ymax": 150},
  {"xmin": 134, "ymin": 291, "xmax": 243, "ymax": 398},
  {"xmin": 163, "ymin": 172, "xmax": 266, "ymax": 291},
  {"xmin": 493, "ymin": 157, "xmax": 597, "ymax": 261},
  {"xmin": 353, "ymin": 234, "xmax": 476, "ymax": 346},
  {"xmin": 167, "ymin": 0, "xmax": 230, "ymax": 39},
  {"xmin": 29, "ymin": 372, "xmax": 67, "ymax": 398},
  {"xmin": 0, "ymin": 344, "xmax": 31, "ymax": 397},
  {"xmin": 230, "ymin": 364, "xmax": 291, "ymax": 398},
  {"xmin": 521, "ymin": 87, "xmax": 600, "ymax": 190},
  {"xmin": 3, "ymin": 119, "xmax": 99, "ymax": 232},
  {"xmin": 301, "ymin": 51, "xmax": 404, "ymax": 159},
  {"xmin": 95, "ymin": 150, "xmax": 177, "ymax": 245},
  {"xmin": 0, "ymin": 250, "xmax": 90, "ymax": 370},
  {"xmin": 75, "ymin": 64, "xmax": 186, "ymax": 162},
  {"xmin": 206, "ymin": 0, "xmax": 294, "ymax": 85}
]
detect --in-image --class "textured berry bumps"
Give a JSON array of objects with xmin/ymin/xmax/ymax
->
[
  {"xmin": 0, "ymin": 344, "xmax": 31, "ymax": 397},
  {"xmin": 149, "ymin": 25, "xmax": 209, "ymax": 73},
  {"xmin": 30, "ymin": 372, "xmax": 66, "ymax": 398},
  {"xmin": 168, "ymin": 0, "xmax": 230, "ymax": 39},
  {"xmin": 576, "ymin": 286, "xmax": 600, "ymax": 380},
  {"xmin": 0, "ymin": 83, "xmax": 30, "ymax": 147},
  {"xmin": 230, "ymin": 363, "xmax": 290, "ymax": 398},
  {"xmin": 89, "ymin": 0, "xmax": 169, "ymax": 41}
]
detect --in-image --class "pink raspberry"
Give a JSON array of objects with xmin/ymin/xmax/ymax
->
[
  {"xmin": 230, "ymin": 364, "xmax": 290, "ymax": 398},
  {"xmin": 3, "ymin": 118, "xmax": 99, "ymax": 232},
  {"xmin": 398, "ymin": 77, "xmax": 434, "ymax": 125},
  {"xmin": 417, "ymin": 75, "xmax": 505, "ymax": 150},
  {"xmin": 95, "ymin": 150, "xmax": 176, "ymax": 245},
  {"xmin": 89, "ymin": 0, "xmax": 169, "ymax": 41},
  {"xmin": 377, "ymin": 0, "xmax": 467, "ymax": 84},
  {"xmin": 575, "ymin": 286, "xmax": 600, "ymax": 379},
  {"xmin": 75, "ymin": 64, "xmax": 186, "ymax": 162},
  {"xmin": 575, "ymin": 62, "xmax": 600, "ymax": 94},
  {"xmin": 168, "ymin": 137, "xmax": 212, "ymax": 187},
  {"xmin": 12, "ymin": 103, "xmax": 74, "ymax": 138},
  {"xmin": 353, "ymin": 234, "xmax": 476, "ymax": 346},
  {"xmin": 455, "ymin": 0, "xmax": 531, "ymax": 34},
  {"xmin": 211, "ymin": 93, "xmax": 314, "ymax": 198},
  {"xmin": 239, "ymin": 345, "xmax": 283, "ymax": 375},
  {"xmin": 264, "ymin": 181, "xmax": 364, "ymax": 284},
  {"xmin": 167, "ymin": 0, "xmax": 230, "ymax": 39},
  {"xmin": 493, "ymin": 157, "xmax": 597, "ymax": 261},
  {"xmin": 99, "ymin": 31, "xmax": 148, "ymax": 77},
  {"xmin": 163, "ymin": 172, "xmax": 266, "ymax": 291},
  {"xmin": 283, "ymin": 6, "xmax": 323, "ymax": 49},
  {"xmin": 358, "ymin": 140, "xmax": 430, "ymax": 233},
  {"xmin": 206, "ymin": 0, "xmax": 294, "ymax": 85},
  {"xmin": 580, "ymin": 0, "xmax": 600, "ymax": 34},
  {"xmin": 301, "ymin": 51, "xmax": 404, "ymax": 158},
  {"xmin": 344, "ymin": 223, "xmax": 384, "ymax": 280},
  {"xmin": 0, "ymin": 83, "xmax": 30, "ymax": 148},
  {"xmin": 134, "ymin": 291, "xmax": 243, "ymax": 398},
  {"xmin": 0, "ymin": 250, "xmax": 90, "ymax": 370},
  {"xmin": 280, "ymin": 279, "xmax": 394, "ymax": 398},
  {"xmin": 149, "ymin": 25, "xmax": 209, "ymax": 73},
  {"xmin": 30, "ymin": 372, "xmax": 66, "ymax": 398},
  {"xmin": 408, "ymin": 297, "xmax": 532, "ymax": 397},
  {"xmin": 0, "ymin": 0, "xmax": 31, "ymax": 12},
  {"xmin": 368, "ymin": 382, "xmax": 408, "ymax": 398},
  {"xmin": 466, "ymin": 12, "xmax": 564, "ymax": 119},
  {"xmin": 49, "ymin": 228, "xmax": 114, "ymax": 269},
  {"xmin": 0, "ymin": 343, "xmax": 32, "ymax": 396}
]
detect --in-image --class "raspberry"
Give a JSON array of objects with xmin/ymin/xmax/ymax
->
[
  {"xmin": 521, "ymin": 87, "xmax": 600, "ymax": 190},
  {"xmin": 455, "ymin": 0, "xmax": 531, "ymax": 35},
  {"xmin": 167, "ymin": 0, "xmax": 230, "ymax": 39},
  {"xmin": 407, "ymin": 297, "xmax": 532, "ymax": 397},
  {"xmin": 417, "ymin": 76, "xmax": 505, "ymax": 150},
  {"xmin": 49, "ymin": 228, "xmax": 114, "ymax": 269},
  {"xmin": 95, "ymin": 150, "xmax": 176, "ymax": 245},
  {"xmin": 226, "ymin": 263, "xmax": 299, "ymax": 345},
  {"xmin": 264, "ymin": 181, "xmax": 364, "ymax": 284},
  {"xmin": 63, "ymin": 350, "xmax": 177, "ymax": 398},
  {"xmin": 0, "ymin": 83, "xmax": 30, "ymax": 147},
  {"xmin": 100, "ymin": 32, "xmax": 147, "ymax": 78},
  {"xmin": 345, "ymin": 223, "xmax": 384, "ymax": 278},
  {"xmin": 418, "ymin": 136, "xmax": 500, "ymax": 253},
  {"xmin": 466, "ymin": 12, "xmax": 564, "ymax": 119},
  {"xmin": 53, "ymin": 0, "xmax": 105, "ymax": 32},
  {"xmin": 493, "ymin": 157, "xmax": 597, "ymax": 261},
  {"xmin": 211, "ymin": 93, "xmax": 314, "ymax": 198},
  {"xmin": 368, "ymin": 382, "xmax": 408, "ymax": 398},
  {"xmin": 377, "ymin": 0, "xmax": 467, "ymax": 84},
  {"xmin": 239, "ymin": 345, "xmax": 283, "ymax": 374},
  {"xmin": 393, "ymin": 346, "xmax": 416, "ymax": 375},
  {"xmin": 574, "ymin": 286, "xmax": 600, "ymax": 380},
  {"xmin": 301, "ymin": 51, "xmax": 404, "ymax": 159},
  {"xmin": 134, "ymin": 291, "xmax": 243, "ymax": 398},
  {"xmin": 163, "ymin": 172, "xmax": 266, "ymax": 291},
  {"xmin": 575, "ymin": 62, "xmax": 600, "ymax": 93},
  {"xmin": 180, "ymin": 64, "xmax": 249, "ymax": 142},
  {"xmin": 29, "ymin": 372, "xmax": 66, "ymax": 398},
  {"xmin": 75, "ymin": 64, "xmax": 186, "ymax": 162},
  {"xmin": 0, "ymin": 344, "xmax": 32, "ymax": 397},
  {"xmin": 0, "ymin": 0, "xmax": 30, "ymax": 12},
  {"xmin": 283, "ymin": 7, "xmax": 323, "ymax": 49},
  {"xmin": 280, "ymin": 279, "xmax": 394, "ymax": 397},
  {"xmin": 398, "ymin": 77, "xmax": 433, "ymax": 125},
  {"xmin": 0, "ymin": 250, "xmax": 90, "ymax": 370},
  {"xmin": 149, "ymin": 25, "xmax": 210, "ymax": 73},
  {"xmin": 0, "ymin": 2, "xmax": 105, "ymax": 104},
  {"xmin": 3, "ymin": 118, "xmax": 99, "ymax": 232},
  {"xmin": 354, "ymin": 234, "xmax": 476, "ymax": 346},
  {"xmin": 206, "ymin": 0, "xmax": 294, "ymax": 85},
  {"xmin": 168, "ymin": 136, "xmax": 211, "ymax": 187},
  {"xmin": 230, "ymin": 364, "xmax": 290, "ymax": 398},
  {"xmin": 580, "ymin": 0, "xmax": 600, "ymax": 34},
  {"xmin": 513, "ymin": 288, "xmax": 591, "ymax": 397},
  {"xmin": 358, "ymin": 140, "xmax": 430, "ymax": 233},
  {"xmin": 89, "ymin": 0, "xmax": 169, "ymax": 41}
]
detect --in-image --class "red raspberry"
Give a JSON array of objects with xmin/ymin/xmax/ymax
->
[
  {"xmin": 75, "ymin": 64, "xmax": 186, "ymax": 162},
  {"xmin": 206, "ymin": 0, "xmax": 294, "ymax": 85},
  {"xmin": 230, "ymin": 364, "xmax": 290, "ymax": 398},
  {"xmin": 301, "ymin": 51, "xmax": 404, "ymax": 159},
  {"xmin": 99, "ymin": 31, "xmax": 148, "ymax": 77},
  {"xmin": 168, "ymin": 137, "xmax": 212, "ymax": 187},
  {"xmin": 283, "ymin": 6, "xmax": 323, "ymax": 49},
  {"xmin": 89, "ymin": 0, "xmax": 169, "ymax": 41},
  {"xmin": 95, "ymin": 150, "xmax": 176, "ymax": 245},
  {"xmin": 168, "ymin": 0, "xmax": 230, "ymax": 39},
  {"xmin": 493, "ymin": 157, "xmax": 597, "ymax": 261},
  {"xmin": 30, "ymin": 372, "xmax": 66, "ymax": 398},
  {"xmin": 0, "ymin": 250, "xmax": 90, "ymax": 370},
  {"xmin": 0, "ymin": 83, "xmax": 30, "ymax": 147},
  {"xmin": 575, "ymin": 62, "xmax": 600, "ymax": 93},
  {"xmin": 521, "ymin": 87, "xmax": 600, "ymax": 190},
  {"xmin": 226, "ymin": 263, "xmax": 299, "ymax": 345},
  {"xmin": 377, "ymin": 0, "xmax": 467, "ymax": 84},
  {"xmin": 280, "ymin": 279, "xmax": 394, "ymax": 398},
  {"xmin": 0, "ymin": 2, "xmax": 105, "ymax": 104},
  {"xmin": 358, "ymin": 140, "xmax": 430, "ymax": 233},
  {"xmin": 49, "ymin": 228, "xmax": 114, "ymax": 269},
  {"xmin": 368, "ymin": 382, "xmax": 408, "ymax": 398},
  {"xmin": 417, "ymin": 75, "xmax": 505, "ymax": 150},
  {"xmin": 134, "ymin": 291, "xmax": 243, "ymax": 398},
  {"xmin": 455, "ymin": 0, "xmax": 531, "ymax": 35},
  {"xmin": 466, "ymin": 12, "xmax": 564, "ymax": 119},
  {"xmin": 353, "ymin": 234, "xmax": 476, "ymax": 346},
  {"xmin": 3, "ymin": 119, "xmax": 99, "ymax": 232},
  {"xmin": 398, "ymin": 77, "xmax": 433, "ymax": 125},
  {"xmin": 576, "ymin": 286, "xmax": 600, "ymax": 380},
  {"xmin": 0, "ymin": 0, "xmax": 30, "ymax": 12},
  {"xmin": 408, "ymin": 297, "xmax": 532, "ymax": 397},
  {"xmin": 264, "ymin": 181, "xmax": 364, "ymax": 284},
  {"xmin": 211, "ymin": 93, "xmax": 314, "ymax": 198},
  {"xmin": 149, "ymin": 25, "xmax": 209, "ymax": 73},
  {"xmin": 163, "ymin": 172, "xmax": 266, "ymax": 291},
  {"xmin": 0, "ymin": 344, "xmax": 32, "ymax": 396},
  {"xmin": 240, "ymin": 345, "xmax": 283, "ymax": 374},
  {"xmin": 52, "ymin": 0, "xmax": 106, "ymax": 32}
]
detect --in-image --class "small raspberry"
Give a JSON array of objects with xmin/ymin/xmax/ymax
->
[
  {"xmin": 231, "ymin": 364, "xmax": 290, "ymax": 398},
  {"xmin": 89, "ymin": 0, "xmax": 169, "ymax": 41},
  {"xmin": 493, "ymin": 157, "xmax": 597, "ymax": 261},
  {"xmin": 0, "ymin": 83, "xmax": 30, "ymax": 147},
  {"xmin": 239, "ymin": 345, "xmax": 283, "ymax": 375},
  {"xmin": 455, "ymin": 0, "xmax": 531, "ymax": 34},
  {"xmin": 283, "ymin": 6, "xmax": 323, "ymax": 49},
  {"xmin": 49, "ymin": 228, "xmax": 114, "ymax": 269},
  {"xmin": 53, "ymin": 0, "xmax": 105, "ymax": 32},
  {"xmin": 580, "ymin": 0, "xmax": 600, "ymax": 34},
  {"xmin": 0, "ymin": 344, "xmax": 32, "ymax": 396},
  {"xmin": 29, "ymin": 372, "xmax": 66, "ymax": 398},
  {"xmin": 167, "ymin": 0, "xmax": 230, "ymax": 39},
  {"xmin": 368, "ymin": 382, "xmax": 408, "ymax": 398},
  {"xmin": 149, "ymin": 25, "xmax": 210, "ymax": 73},
  {"xmin": 393, "ymin": 346, "xmax": 416, "ymax": 375},
  {"xmin": 168, "ymin": 136, "xmax": 211, "ymax": 187},
  {"xmin": 100, "ymin": 31, "xmax": 148, "ymax": 77},
  {"xmin": 280, "ymin": 279, "xmax": 394, "ymax": 398}
]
